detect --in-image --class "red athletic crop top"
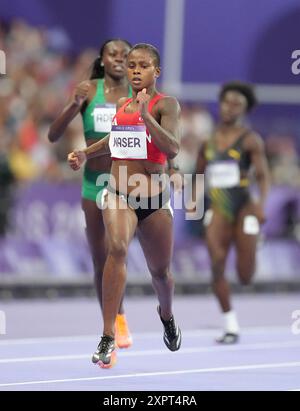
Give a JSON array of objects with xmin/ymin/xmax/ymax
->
[{"xmin": 109, "ymin": 93, "xmax": 167, "ymax": 165}]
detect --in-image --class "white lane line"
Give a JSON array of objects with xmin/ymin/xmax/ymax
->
[
  {"xmin": 1, "ymin": 340, "xmax": 300, "ymax": 364},
  {"xmin": 0, "ymin": 326, "xmax": 291, "ymax": 346},
  {"xmin": 1, "ymin": 361, "xmax": 300, "ymax": 388}
]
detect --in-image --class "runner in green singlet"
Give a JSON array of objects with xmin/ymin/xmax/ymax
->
[{"xmin": 48, "ymin": 39, "xmax": 133, "ymax": 348}]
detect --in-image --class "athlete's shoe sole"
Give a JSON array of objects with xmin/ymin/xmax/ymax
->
[
  {"xmin": 157, "ymin": 306, "xmax": 182, "ymax": 352},
  {"xmin": 115, "ymin": 314, "xmax": 133, "ymax": 349},
  {"xmin": 116, "ymin": 336, "xmax": 133, "ymax": 349},
  {"xmin": 96, "ymin": 351, "xmax": 117, "ymax": 369},
  {"xmin": 216, "ymin": 333, "xmax": 239, "ymax": 345},
  {"xmin": 164, "ymin": 327, "xmax": 182, "ymax": 351}
]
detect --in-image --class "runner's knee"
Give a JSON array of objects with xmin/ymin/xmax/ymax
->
[
  {"xmin": 150, "ymin": 266, "xmax": 171, "ymax": 281},
  {"xmin": 209, "ymin": 248, "xmax": 228, "ymax": 281},
  {"xmin": 108, "ymin": 239, "xmax": 128, "ymax": 260},
  {"xmin": 237, "ymin": 262, "xmax": 255, "ymax": 285}
]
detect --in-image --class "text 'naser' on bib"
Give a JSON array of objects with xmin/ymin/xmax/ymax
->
[
  {"xmin": 109, "ymin": 125, "xmax": 150, "ymax": 159},
  {"xmin": 92, "ymin": 104, "xmax": 116, "ymax": 133},
  {"xmin": 206, "ymin": 160, "xmax": 241, "ymax": 189}
]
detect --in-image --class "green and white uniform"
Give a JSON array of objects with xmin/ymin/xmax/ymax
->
[{"xmin": 81, "ymin": 79, "xmax": 132, "ymax": 201}]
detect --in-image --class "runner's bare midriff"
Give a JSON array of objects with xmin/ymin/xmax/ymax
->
[{"xmin": 110, "ymin": 159, "xmax": 166, "ymax": 197}]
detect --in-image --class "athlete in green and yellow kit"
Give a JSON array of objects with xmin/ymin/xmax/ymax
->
[
  {"xmin": 48, "ymin": 39, "xmax": 133, "ymax": 348},
  {"xmin": 194, "ymin": 82, "xmax": 269, "ymax": 345}
]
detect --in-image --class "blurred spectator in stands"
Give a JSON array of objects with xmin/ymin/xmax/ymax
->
[
  {"xmin": 265, "ymin": 134, "xmax": 300, "ymax": 186},
  {"xmin": 177, "ymin": 104, "xmax": 214, "ymax": 174},
  {"xmin": 0, "ymin": 139, "xmax": 15, "ymax": 237}
]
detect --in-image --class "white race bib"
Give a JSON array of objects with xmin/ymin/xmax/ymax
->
[
  {"xmin": 109, "ymin": 125, "xmax": 148, "ymax": 159},
  {"xmin": 92, "ymin": 104, "xmax": 116, "ymax": 133},
  {"xmin": 206, "ymin": 161, "xmax": 240, "ymax": 188},
  {"xmin": 243, "ymin": 215, "xmax": 260, "ymax": 235},
  {"xmin": 203, "ymin": 209, "xmax": 213, "ymax": 226}
]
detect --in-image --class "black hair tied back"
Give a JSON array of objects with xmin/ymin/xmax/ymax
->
[{"xmin": 90, "ymin": 56, "xmax": 104, "ymax": 80}]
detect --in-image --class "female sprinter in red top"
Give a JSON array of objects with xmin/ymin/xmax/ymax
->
[{"xmin": 68, "ymin": 43, "xmax": 182, "ymax": 368}]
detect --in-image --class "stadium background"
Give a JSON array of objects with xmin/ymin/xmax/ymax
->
[{"xmin": 0, "ymin": 0, "xmax": 299, "ymax": 297}]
